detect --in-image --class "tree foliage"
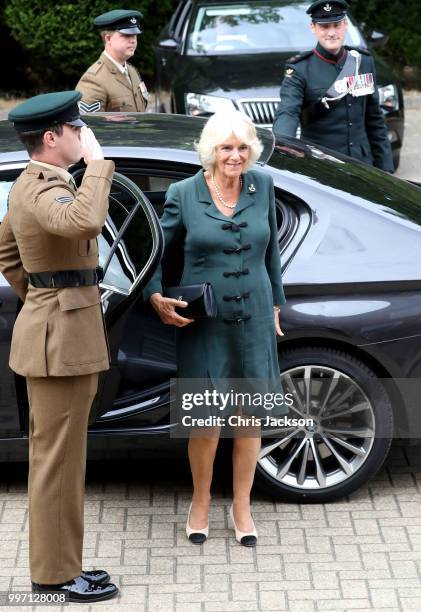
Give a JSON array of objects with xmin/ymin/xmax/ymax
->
[
  {"xmin": 352, "ymin": 0, "xmax": 421, "ymax": 77},
  {"xmin": 3, "ymin": 0, "xmax": 177, "ymax": 92}
]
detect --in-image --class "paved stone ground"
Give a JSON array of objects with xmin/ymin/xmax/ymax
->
[{"xmin": 1, "ymin": 443, "xmax": 421, "ymax": 612}]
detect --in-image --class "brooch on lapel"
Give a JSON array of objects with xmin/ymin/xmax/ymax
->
[{"xmin": 248, "ymin": 184, "xmax": 256, "ymax": 193}]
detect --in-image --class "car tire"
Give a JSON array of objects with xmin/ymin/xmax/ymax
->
[
  {"xmin": 393, "ymin": 151, "xmax": 401, "ymax": 171},
  {"xmin": 255, "ymin": 346, "xmax": 393, "ymax": 503}
]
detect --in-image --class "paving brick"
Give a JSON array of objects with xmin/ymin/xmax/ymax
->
[
  {"xmin": 259, "ymin": 590, "xmax": 287, "ymax": 610},
  {"xmin": 204, "ymin": 573, "xmax": 229, "ymax": 592},
  {"xmin": 340, "ymin": 579, "xmax": 369, "ymax": 599},
  {"xmin": 317, "ymin": 600, "xmax": 372, "ymax": 610},
  {"xmin": 287, "ymin": 601, "xmax": 315, "ymax": 612},
  {"xmin": 147, "ymin": 593, "xmax": 175, "ymax": 611},
  {"xmin": 205, "ymin": 602, "xmax": 257, "ymax": 611},
  {"xmin": 284, "ymin": 563, "xmax": 310, "ymax": 581}
]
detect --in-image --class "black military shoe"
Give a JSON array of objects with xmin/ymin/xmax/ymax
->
[
  {"xmin": 32, "ymin": 575, "xmax": 118, "ymax": 603},
  {"xmin": 80, "ymin": 569, "xmax": 110, "ymax": 586}
]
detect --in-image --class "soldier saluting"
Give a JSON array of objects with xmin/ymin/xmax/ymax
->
[
  {"xmin": 0, "ymin": 91, "xmax": 118, "ymax": 602},
  {"xmin": 76, "ymin": 9, "xmax": 148, "ymax": 113},
  {"xmin": 272, "ymin": 0, "xmax": 394, "ymax": 172}
]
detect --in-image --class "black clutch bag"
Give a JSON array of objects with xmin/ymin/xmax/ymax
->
[{"xmin": 163, "ymin": 283, "xmax": 218, "ymax": 319}]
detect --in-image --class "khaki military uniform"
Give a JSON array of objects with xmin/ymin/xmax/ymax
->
[
  {"xmin": 0, "ymin": 159, "xmax": 114, "ymax": 584},
  {"xmin": 76, "ymin": 52, "xmax": 148, "ymax": 113}
]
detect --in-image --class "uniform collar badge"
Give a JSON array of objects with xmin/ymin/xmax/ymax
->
[
  {"xmin": 248, "ymin": 184, "xmax": 256, "ymax": 193},
  {"xmin": 324, "ymin": 3, "xmax": 332, "ymax": 11}
]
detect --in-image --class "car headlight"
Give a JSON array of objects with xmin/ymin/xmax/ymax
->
[
  {"xmin": 185, "ymin": 93, "xmax": 235, "ymax": 117},
  {"xmin": 378, "ymin": 84, "xmax": 399, "ymax": 112}
]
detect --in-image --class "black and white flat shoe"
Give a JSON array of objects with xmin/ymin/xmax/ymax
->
[
  {"xmin": 186, "ymin": 502, "xmax": 209, "ymax": 544},
  {"xmin": 229, "ymin": 504, "xmax": 258, "ymax": 547}
]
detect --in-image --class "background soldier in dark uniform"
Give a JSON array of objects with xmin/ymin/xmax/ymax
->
[
  {"xmin": 76, "ymin": 9, "xmax": 148, "ymax": 113},
  {"xmin": 272, "ymin": 0, "xmax": 394, "ymax": 172},
  {"xmin": 0, "ymin": 91, "xmax": 118, "ymax": 603}
]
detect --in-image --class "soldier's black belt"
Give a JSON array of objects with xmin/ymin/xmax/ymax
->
[{"xmin": 28, "ymin": 267, "xmax": 104, "ymax": 288}]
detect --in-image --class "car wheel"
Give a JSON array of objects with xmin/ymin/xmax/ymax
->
[{"xmin": 255, "ymin": 346, "xmax": 393, "ymax": 503}]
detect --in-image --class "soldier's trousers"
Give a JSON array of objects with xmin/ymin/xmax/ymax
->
[{"xmin": 26, "ymin": 373, "xmax": 99, "ymax": 584}]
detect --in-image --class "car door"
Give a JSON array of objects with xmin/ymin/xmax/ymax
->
[
  {"xmin": 0, "ymin": 168, "xmax": 25, "ymax": 439},
  {"xmin": 70, "ymin": 170, "xmax": 164, "ymax": 424}
]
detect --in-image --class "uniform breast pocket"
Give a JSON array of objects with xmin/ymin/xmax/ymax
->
[{"xmin": 111, "ymin": 97, "xmax": 135, "ymax": 111}]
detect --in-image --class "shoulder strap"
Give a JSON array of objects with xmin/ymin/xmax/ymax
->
[
  {"xmin": 287, "ymin": 50, "xmax": 313, "ymax": 65},
  {"xmin": 344, "ymin": 45, "xmax": 370, "ymax": 56}
]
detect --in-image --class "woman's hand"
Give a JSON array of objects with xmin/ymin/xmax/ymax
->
[
  {"xmin": 274, "ymin": 307, "xmax": 284, "ymax": 337},
  {"xmin": 150, "ymin": 293, "xmax": 195, "ymax": 327}
]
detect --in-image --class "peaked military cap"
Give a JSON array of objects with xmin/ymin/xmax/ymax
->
[
  {"xmin": 8, "ymin": 91, "xmax": 86, "ymax": 133},
  {"xmin": 94, "ymin": 9, "xmax": 143, "ymax": 35},
  {"xmin": 307, "ymin": 0, "xmax": 349, "ymax": 23}
]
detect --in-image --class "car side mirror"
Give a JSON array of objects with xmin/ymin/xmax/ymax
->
[
  {"xmin": 370, "ymin": 30, "xmax": 389, "ymax": 48},
  {"xmin": 159, "ymin": 38, "xmax": 179, "ymax": 50}
]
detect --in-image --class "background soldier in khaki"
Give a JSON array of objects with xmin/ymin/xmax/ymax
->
[
  {"xmin": 0, "ymin": 91, "xmax": 119, "ymax": 603},
  {"xmin": 76, "ymin": 9, "xmax": 148, "ymax": 113}
]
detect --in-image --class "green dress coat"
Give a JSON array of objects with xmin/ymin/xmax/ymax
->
[{"xmin": 143, "ymin": 168, "xmax": 288, "ymax": 417}]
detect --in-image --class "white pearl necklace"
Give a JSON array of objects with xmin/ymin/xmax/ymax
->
[{"xmin": 211, "ymin": 174, "xmax": 242, "ymax": 209}]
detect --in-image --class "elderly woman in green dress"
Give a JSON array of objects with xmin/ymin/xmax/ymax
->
[{"xmin": 143, "ymin": 110, "xmax": 287, "ymax": 547}]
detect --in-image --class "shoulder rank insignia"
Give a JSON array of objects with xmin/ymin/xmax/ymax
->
[
  {"xmin": 285, "ymin": 67, "xmax": 295, "ymax": 77},
  {"xmin": 78, "ymin": 100, "xmax": 101, "ymax": 113},
  {"xmin": 55, "ymin": 195, "xmax": 74, "ymax": 204}
]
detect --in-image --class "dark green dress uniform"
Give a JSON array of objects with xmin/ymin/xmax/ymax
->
[
  {"xmin": 143, "ymin": 169, "xmax": 288, "ymax": 416},
  {"xmin": 272, "ymin": 43, "xmax": 394, "ymax": 172}
]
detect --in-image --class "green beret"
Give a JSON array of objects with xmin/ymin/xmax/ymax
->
[
  {"xmin": 8, "ymin": 91, "xmax": 86, "ymax": 133},
  {"xmin": 307, "ymin": 0, "xmax": 349, "ymax": 23},
  {"xmin": 94, "ymin": 9, "xmax": 143, "ymax": 35}
]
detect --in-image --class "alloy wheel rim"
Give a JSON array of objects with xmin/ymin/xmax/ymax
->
[{"xmin": 258, "ymin": 365, "xmax": 376, "ymax": 490}]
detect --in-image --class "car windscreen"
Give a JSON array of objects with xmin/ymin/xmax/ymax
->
[{"xmin": 186, "ymin": 2, "xmax": 365, "ymax": 55}]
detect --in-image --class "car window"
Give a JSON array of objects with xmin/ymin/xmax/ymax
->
[
  {"xmin": 187, "ymin": 2, "xmax": 364, "ymax": 54},
  {"xmin": 0, "ymin": 180, "xmax": 13, "ymax": 222},
  {"xmin": 114, "ymin": 166, "xmax": 192, "ymax": 217}
]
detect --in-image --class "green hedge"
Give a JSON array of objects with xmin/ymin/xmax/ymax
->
[{"xmin": 3, "ymin": 0, "xmax": 177, "ymax": 92}]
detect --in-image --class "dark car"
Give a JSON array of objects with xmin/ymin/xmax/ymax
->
[
  {"xmin": 154, "ymin": 0, "xmax": 404, "ymax": 168},
  {"xmin": 1, "ymin": 113, "xmax": 421, "ymax": 504}
]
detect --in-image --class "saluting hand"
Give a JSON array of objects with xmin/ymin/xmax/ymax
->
[
  {"xmin": 150, "ymin": 293, "xmax": 195, "ymax": 327},
  {"xmin": 80, "ymin": 126, "xmax": 104, "ymax": 164}
]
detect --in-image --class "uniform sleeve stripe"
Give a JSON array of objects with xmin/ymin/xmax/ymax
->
[{"xmin": 78, "ymin": 101, "xmax": 101, "ymax": 113}]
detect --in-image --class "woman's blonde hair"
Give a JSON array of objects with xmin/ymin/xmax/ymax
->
[{"xmin": 196, "ymin": 110, "xmax": 264, "ymax": 172}]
